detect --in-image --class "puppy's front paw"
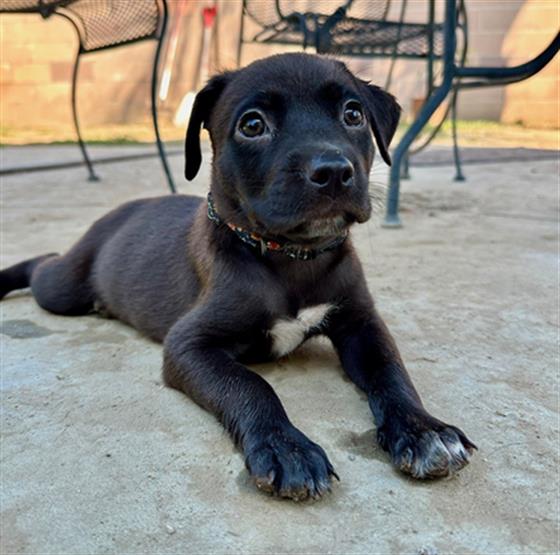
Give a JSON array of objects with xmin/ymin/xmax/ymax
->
[
  {"xmin": 378, "ymin": 412, "xmax": 477, "ymax": 479},
  {"xmin": 245, "ymin": 427, "xmax": 338, "ymax": 501}
]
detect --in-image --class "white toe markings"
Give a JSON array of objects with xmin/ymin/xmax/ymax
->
[
  {"xmin": 269, "ymin": 303, "xmax": 333, "ymax": 358},
  {"xmin": 412, "ymin": 431, "xmax": 470, "ymax": 478},
  {"xmin": 446, "ymin": 436, "xmax": 470, "ymax": 464}
]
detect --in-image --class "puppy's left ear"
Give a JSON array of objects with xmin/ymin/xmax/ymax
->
[
  {"xmin": 184, "ymin": 71, "xmax": 235, "ymax": 181},
  {"xmin": 359, "ymin": 81, "xmax": 401, "ymax": 166}
]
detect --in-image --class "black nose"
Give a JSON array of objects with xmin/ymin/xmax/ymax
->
[{"xmin": 308, "ymin": 154, "xmax": 354, "ymax": 196}]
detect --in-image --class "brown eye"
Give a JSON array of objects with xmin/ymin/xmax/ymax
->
[
  {"xmin": 239, "ymin": 112, "xmax": 267, "ymax": 138},
  {"xmin": 343, "ymin": 102, "xmax": 364, "ymax": 127}
]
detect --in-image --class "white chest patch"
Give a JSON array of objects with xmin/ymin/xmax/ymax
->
[{"xmin": 268, "ymin": 303, "xmax": 333, "ymax": 358}]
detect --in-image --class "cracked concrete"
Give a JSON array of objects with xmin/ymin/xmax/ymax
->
[{"xmin": 1, "ymin": 144, "xmax": 558, "ymax": 554}]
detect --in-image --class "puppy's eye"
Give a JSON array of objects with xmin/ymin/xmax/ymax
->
[
  {"xmin": 238, "ymin": 112, "xmax": 267, "ymax": 138},
  {"xmin": 343, "ymin": 101, "xmax": 364, "ymax": 127}
]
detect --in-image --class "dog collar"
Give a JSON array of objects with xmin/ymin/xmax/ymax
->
[{"xmin": 206, "ymin": 193, "xmax": 347, "ymax": 261}]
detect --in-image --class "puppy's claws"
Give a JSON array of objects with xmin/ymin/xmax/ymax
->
[
  {"xmin": 456, "ymin": 429, "xmax": 478, "ymax": 453},
  {"xmin": 254, "ymin": 470, "xmax": 276, "ymax": 494}
]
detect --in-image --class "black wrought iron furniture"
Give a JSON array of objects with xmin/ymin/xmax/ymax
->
[
  {"xmin": 384, "ymin": 1, "xmax": 559, "ymax": 226},
  {"xmin": 239, "ymin": 0, "xmax": 559, "ymax": 227},
  {"xmin": 238, "ymin": 1, "xmax": 447, "ymax": 93},
  {"xmin": 1, "ymin": 0, "xmax": 176, "ymax": 193}
]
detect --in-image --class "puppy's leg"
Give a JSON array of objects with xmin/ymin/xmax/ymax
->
[
  {"xmin": 163, "ymin": 302, "xmax": 337, "ymax": 500},
  {"xmin": 29, "ymin": 252, "xmax": 96, "ymax": 315},
  {"xmin": 2, "ymin": 199, "xmax": 148, "ymax": 314},
  {"xmin": 2, "ymin": 245, "xmax": 97, "ymax": 315},
  {"xmin": 0, "ymin": 254, "xmax": 57, "ymax": 300},
  {"xmin": 328, "ymin": 301, "xmax": 476, "ymax": 479}
]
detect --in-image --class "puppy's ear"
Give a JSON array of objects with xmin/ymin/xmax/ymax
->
[
  {"xmin": 359, "ymin": 81, "xmax": 401, "ymax": 166},
  {"xmin": 184, "ymin": 72, "xmax": 235, "ymax": 181}
]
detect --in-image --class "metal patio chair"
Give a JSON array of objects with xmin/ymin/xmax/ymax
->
[
  {"xmin": 238, "ymin": 0, "xmax": 468, "ymax": 183},
  {"xmin": 1, "ymin": 0, "xmax": 176, "ymax": 192}
]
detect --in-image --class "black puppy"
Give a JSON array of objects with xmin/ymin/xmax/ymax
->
[{"xmin": 0, "ymin": 54, "xmax": 475, "ymax": 500}]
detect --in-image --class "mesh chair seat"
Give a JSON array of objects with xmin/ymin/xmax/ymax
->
[
  {"xmin": 1, "ymin": 0, "xmax": 161, "ymax": 52},
  {"xmin": 254, "ymin": 12, "xmax": 443, "ymax": 59},
  {"xmin": 320, "ymin": 17, "xmax": 443, "ymax": 58},
  {"xmin": 59, "ymin": 0, "xmax": 161, "ymax": 52}
]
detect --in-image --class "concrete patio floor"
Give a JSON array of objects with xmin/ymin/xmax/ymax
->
[{"xmin": 1, "ymin": 145, "xmax": 558, "ymax": 554}]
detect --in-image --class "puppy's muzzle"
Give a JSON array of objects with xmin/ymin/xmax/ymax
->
[{"xmin": 307, "ymin": 151, "xmax": 355, "ymax": 199}]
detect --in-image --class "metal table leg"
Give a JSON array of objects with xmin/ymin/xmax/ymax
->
[
  {"xmin": 383, "ymin": 0, "xmax": 458, "ymax": 227},
  {"xmin": 383, "ymin": 77, "xmax": 454, "ymax": 227},
  {"xmin": 451, "ymin": 89, "xmax": 465, "ymax": 181}
]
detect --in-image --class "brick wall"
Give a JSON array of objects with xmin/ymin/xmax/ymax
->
[
  {"xmin": 0, "ymin": 0, "xmax": 558, "ymax": 134},
  {"xmin": 0, "ymin": 13, "xmax": 155, "ymax": 128}
]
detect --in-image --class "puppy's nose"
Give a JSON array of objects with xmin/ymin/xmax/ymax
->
[{"xmin": 308, "ymin": 155, "xmax": 354, "ymax": 196}]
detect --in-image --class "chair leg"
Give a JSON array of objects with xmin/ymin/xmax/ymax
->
[
  {"xmin": 71, "ymin": 50, "xmax": 99, "ymax": 182},
  {"xmin": 152, "ymin": 4, "xmax": 177, "ymax": 194},
  {"xmin": 451, "ymin": 89, "xmax": 465, "ymax": 182},
  {"xmin": 383, "ymin": 79, "xmax": 454, "ymax": 228}
]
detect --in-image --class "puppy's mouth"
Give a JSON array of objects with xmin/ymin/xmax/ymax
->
[
  {"xmin": 233, "ymin": 192, "xmax": 372, "ymax": 246},
  {"xmin": 245, "ymin": 210, "xmax": 364, "ymax": 248},
  {"xmin": 284, "ymin": 214, "xmax": 353, "ymax": 241},
  {"xmin": 254, "ymin": 201, "xmax": 371, "ymax": 244}
]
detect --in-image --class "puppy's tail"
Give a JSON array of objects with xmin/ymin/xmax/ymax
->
[{"xmin": 0, "ymin": 254, "xmax": 58, "ymax": 300}]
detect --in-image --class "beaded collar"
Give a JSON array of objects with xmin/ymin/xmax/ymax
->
[{"xmin": 206, "ymin": 193, "xmax": 347, "ymax": 261}]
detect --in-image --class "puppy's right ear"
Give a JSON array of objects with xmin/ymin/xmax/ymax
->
[{"xmin": 184, "ymin": 72, "xmax": 235, "ymax": 181}]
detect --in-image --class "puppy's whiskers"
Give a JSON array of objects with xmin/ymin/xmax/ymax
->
[{"xmin": 368, "ymin": 180, "xmax": 387, "ymax": 214}]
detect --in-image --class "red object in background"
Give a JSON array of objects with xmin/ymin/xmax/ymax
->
[
  {"xmin": 173, "ymin": 3, "xmax": 218, "ymax": 127},
  {"xmin": 203, "ymin": 6, "xmax": 217, "ymax": 28}
]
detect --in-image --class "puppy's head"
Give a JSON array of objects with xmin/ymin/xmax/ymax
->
[{"xmin": 185, "ymin": 53, "xmax": 400, "ymax": 244}]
